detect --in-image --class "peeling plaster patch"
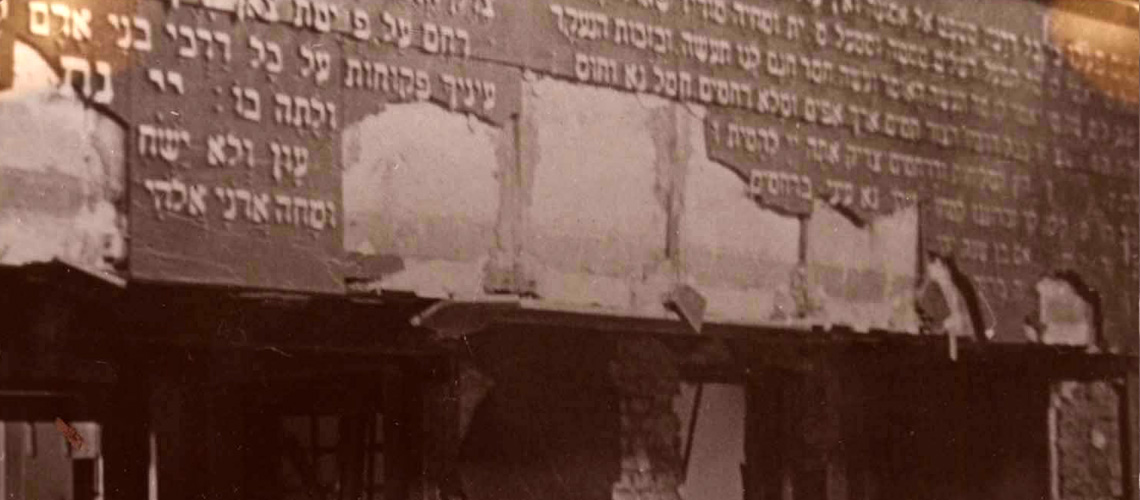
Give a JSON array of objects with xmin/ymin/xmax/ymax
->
[
  {"xmin": 201, "ymin": 0, "xmax": 238, "ymax": 10},
  {"xmin": 533, "ymin": 268, "xmax": 633, "ymax": 311},
  {"xmin": 0, "ymin": 39, "xmax": 60, "ymax": 102},
  {"xmin": 378, "ymin": 257, "xmax": 488, "ymax": 299},
  {"xmin": 630, "ymin": 266, "xmax": 678, "ymax": 318},
  {"xmin": 1037, "ymin": 278, "xmax": 1094, "ymax": 346},
  {"xmin": 1051, "ymin": 380, "xmax": 1125, "ymax": 498},
  {"xmin": 925, "ymin": 259, "xmax": 978, "ymax": 339},
  {"xmin": 679, "ymin": 103, "xmax": 798, "ymax": 324},
  {"xmin": 0, "ymin": 41, "xmax": 126, "ymax": 270},
  {"xmin": 343, "ymin": 102, "xmax": 502, "ymax": 268},
  {"xmin": 700, "ymin": 286, "xmax": 779, "ymax": 324},
  {"xmin": 680, "ymin": 105, "xmax": 799, "ymax": 295},
  {"xmin": 523, "ymin": 78, "xmax": 670, "ymax": 284},
  {"xmin": 806, "ymin": 200, "xmax": 918, "ymax": 332}
]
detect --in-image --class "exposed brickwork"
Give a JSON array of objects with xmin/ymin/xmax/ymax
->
[
  {"xmin": 1053, "ymin": 380, "xmax": 1125, "ymax": 499},
  {"xmin": 611, "ymin": 338, "xmax": 683, "ymax": 500}
]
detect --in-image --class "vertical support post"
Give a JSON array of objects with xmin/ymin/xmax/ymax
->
[
  {"xmin": 746, "ymin": 369, "xmax": 790, "ymax": 500},
  {"xmin": 384, "ymin": 362, "xmax": 409, "ymax": 500},
  {"xmin": 1126, "ymin": 370, "xmax": 1139, "ymax": 500},
  {"xmin": 103, "ymin": 373, "xmax": 149, "ymax": 500}
]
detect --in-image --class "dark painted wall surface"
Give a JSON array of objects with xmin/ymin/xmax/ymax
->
[{"xmin": 1, "ymin": 0, "xmax": 1136, "ymax": 351}]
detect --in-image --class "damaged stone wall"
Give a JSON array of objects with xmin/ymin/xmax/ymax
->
[
  {"xmin": 328, "ymin": 61, "xmax": 1117, "ymax": 354},
  {"xmin": 447, "ymin": 330, "xmax": 693, "ymax": 500},
  {"xmin": 455, "ymin": 328, "xmax": 621, "ymax": 500},
  {"xmin": 611, "ymin": 337, "xmax": 683, "ymax": 500},
  {"xmin": 1052, "ymin": 380, "xmax": 1127, "ymax": 500},
  {"xmin": 0, "ymin": 41, "xmax": 125, "ymax": 272},
  {"xmin": 342, "ymin": 101, "xmax": 514, "ymax": 298},
  {"xmin": 510, "ymin": 74, "xmax": 917, "ymax": 333},
  {"xmin": 324, "ymin": 0, "xmax": 1137, "ymax": 353},
  {"xmin": 0, "ymin": 0, "xmax": 1130, "ymax": 350}
]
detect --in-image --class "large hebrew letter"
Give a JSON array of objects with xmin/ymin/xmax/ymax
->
[
  {"xmin": 138, "ymin": 124, "xmax": 158, "ymax": 155},
  {"xmin": 51, "ymin": 4, "xmax": 71, "ymax": 39},
  {"xmin": 158, "ymin": 129, "xmax": 181, "ymax": 162},
  {"xmin": 29, "ymin": 2, "xmax": 50, "ymax": 36},
  {"xmin": 309, "ymin": 200, "xmax": 328, "ymax": 230},
  {"xmin": 188, "ymin": 184, "xmax": 208, "ymax": 216},
  {"xmin": 167, "ymin": 178, "xmax": 188, "ymax": 212},
  {"xmin": 482, "ymin": 82, "xmax": 496, "ymax": 111},
  {"xmin": 215, "ymin": 188, "xmax": 238, "ymax": 220},
  {"xmin": 266, "ymin": 42, "xmax": 283, "ymax": 73},
  {"xmin": 235, "ymin": 189, "xmax": 253, "ymax": 221},
  {"xmin": 351, "ymin": 8, "xmax": 370, "ymax": 39},
  {"xmin": 207, "ymin": 135, "xmax": 227, "ymax": 166},
  {"xmin": 423, "ymin": 23, "xmax": 440, "ymax": 53},
  {"xmin": 240, "ymin": 139, "xmax": 254, "ymax": 168},
  {"xmin": 398, "ymin": 67, "xmax": 414, "ymax": 99},
  {"xmin": 274, "ymin": 94, "xmax": 292, "ymax": 124},
  {"xmin": 550, "ymin": 5, "xmax": 566, "ymax": 37},
  {"xmin": 109, "ymin": 14, "xmax": 131, "ymax": 49},
  {"xmin": 299, "ymin": 45, "xmax": 314, "ymax": 77},
  {"xmin": 177, "ymin": 25, "xmax": 198, "ymax": 58},
  {"xmin": 196, "ymin": 28, "xmax": 215, "ymax": 59},
  {"xmin": 345, "ymin": 58, "xmax": 363, "ymax": 88},
  {"xmin": 440, "ymin": 26, "xmax": 455, "ymax": 55},
  {"xmin": 274, "ymin": 195, "xmax": 293, "ymax": 223},
  {"xmin": 249, "ymin": 36, "xmax": 265, "ymax": 68},
  {"xmin": 71, "ymin": 8, "xmax": 92, "ymax": 41},
  {"xmin": 92, "ymin": 61, "xmax": 113, "ymax": 104},
  {"xmin": 440, "ymin": 74, "xmax": 458, "ymax": 109},
  {"xmin": 575, "ymin": 53, "xmax": 591, "ymax": 81},
  {"xmin": 145, "ymin": 180, "xmax": 172, "ymax": 211},
  {"xmin": 311, "ymin": 101, "xmax": 327, "ymax": 130},
  {"xmin": 292, "ymin": 198, "xmax": 310, "ymax": 227},
  {"xmin": 147, "ymin": 68, "xmax": 166, "ymax": 91},
  {"xmin": 60, "ymin": 56, "xmax": 92, "ymax": 97},
  {"xmin": 414, "ymin": 71, "xmax": 429, "ymax": 100},
  {"xmin": 234, "ymin": 86, "xmax": 261, "ymax": 121},
  {"xmin": 314, "ymin": 52, "xmax": 330, "ymax": 84},
  {"xmin": 324, "ymin": 202, "xmax": 337, "ymax": 228},
  {"xmin": 381, "ymin": 11, "xmax": 397, "ymax": 43},
  {"xmin": 313, "ymin": 3, "xmax": 335, "ymax": 32},
  {"xmin": 270, "ymin": 142, "xmax": 284, "ymax": 180},
  {"xmin": 456, "ymin": 29, "xmax": 470, "ymax": 57},
  {"xmin": 239, "ymin": 0, "xmax": 279, "ymax": 22},
  {"xmin": 374, "ymin": 63, "xmax": 392, "ymax": 92},
  {"xmin": 133, "ymin": 17, "xmax": 152, "ymax": 51},
  {"xmin": 397, "ymin": 18, "xmax": 412, "ymax": 48},
  {"xmin": 225, "ymin": 134, "xmax": 242, "ymax": 167},
  {"xmin": 251, "ymin": 193, "xmax": 270, "ymax": 223},
  {"xmin": 293, "ymin": 0, "xmax": 313, "ymax": 28},
  {"xmin": 214, "ymin": 32, "xmax": 232, "ymax": 62},
  {"xmin": 292, "ymin": 96, "xmax": 311, "ymax": 127},
  {"xmin": 292, "ymin": 146, "xmax": 309, "ymax": 185},
  {"xmin": 167, "ymin": 71, "xmax": 185, "ymax": 94},
  {"xmin": 243, "ymin": 88, "xmax": 260, "ymax": 121}
]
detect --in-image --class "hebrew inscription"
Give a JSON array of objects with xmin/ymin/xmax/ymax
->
[
  {"xmin": 0, "ymin": 0, "xmax": 1134, "ymax": 340},
  {"xmin": 517, "ymin": 0, "xmax": 1138, "ymax": 343},
  {"xmin": 0, "ymin": 0, "xmax": 521, "ymax": 293}
]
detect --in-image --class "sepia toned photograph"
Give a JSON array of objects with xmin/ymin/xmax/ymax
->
[{"xmin": 0, "ymin": 0, "xmax": 1137, "ymax": 498}]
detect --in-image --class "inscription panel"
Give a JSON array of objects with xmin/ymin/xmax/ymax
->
[
  {"xmin": 0, "ymin": 0, "xmax": 521, "ymax": 293},
  {"xmin": 0, "ymin": 0, "xmax": 1136, "ymax": 344},
  {"xmin": 502, "ymin": 0, "xmax": 1139, "ymax": 345},
  {"xmin": 127, "ymin": 0, "xmax": 345, "ymax": 290}
]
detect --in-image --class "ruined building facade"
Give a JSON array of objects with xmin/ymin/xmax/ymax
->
[{"xmin": 0, "ymin": 0, "xmax": 1137, "ymax": 499}]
